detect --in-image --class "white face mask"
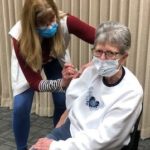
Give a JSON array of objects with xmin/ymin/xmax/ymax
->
[{"xmin": 92, "ymin": 56, "xmax": 120, "ymax": 77}]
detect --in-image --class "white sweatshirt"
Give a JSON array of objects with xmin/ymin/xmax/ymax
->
[{"xmin": 50, "ymin": 65, "xmax": 143, "ymax": 150}]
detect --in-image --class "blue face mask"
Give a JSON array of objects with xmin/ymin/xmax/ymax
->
[{"xmin": 37, "ymin": 23, "xmax": 58, "ymax": 38}]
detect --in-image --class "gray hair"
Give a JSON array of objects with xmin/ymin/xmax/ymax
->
[{"xmin": 94, "ymin": 21, "xmax": 131, "ymax": 54}]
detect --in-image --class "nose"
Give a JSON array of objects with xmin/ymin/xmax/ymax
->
[
  {"xmin": 46, "ymin": 22, "xmax": 51, "ymax": 27},
  {"xmin": 99, "ymin": 52, "xmax": 106, "ymax": 60},
  {"xmin": 46, "ymin": 20, "xmax": 53, "ymax": 27}
]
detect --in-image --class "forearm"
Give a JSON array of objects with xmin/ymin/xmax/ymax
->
[{"xmin": 55, "ymin": 110, "xmax": 68, "ymax": 128}]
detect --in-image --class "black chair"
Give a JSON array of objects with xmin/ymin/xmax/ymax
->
[{"xmin": 121, "ymin": 111, "xmax": 142, "ymax": 150}]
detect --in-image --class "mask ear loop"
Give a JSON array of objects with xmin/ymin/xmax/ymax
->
[
  {"xmin": 117, "ymin": 51, "xmax": 128, "ymax": 68},
  {"xmin": 115, "ymin": 58, "xmax": 121, "ymax": 70}
]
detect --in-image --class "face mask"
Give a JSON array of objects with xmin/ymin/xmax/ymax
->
[
  {"xmin": 92, "ymin": 56, "xmax": 120, "ymax": 77},
  {"xmin": 37, "ymin": 23, "xmax": 58, "ymax": 38}
]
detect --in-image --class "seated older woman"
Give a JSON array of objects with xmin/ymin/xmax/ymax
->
[{"xmin": 30, "ymin": 21, "xmax": 143, "ymax": 150}]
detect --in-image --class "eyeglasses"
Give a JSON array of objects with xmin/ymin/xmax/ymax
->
[{"xmin": 93, "ymin": 49, "xmax": 120, "ymax": 59}]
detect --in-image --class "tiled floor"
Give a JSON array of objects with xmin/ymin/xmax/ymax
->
[{"xmin": 0, "ymin": 107, "xmax": 150, "ymax": 150}]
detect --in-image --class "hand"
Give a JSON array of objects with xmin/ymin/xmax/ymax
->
[
  {"xmin": 73, "ymin": 61, "xmax": 93, "ymax": 78},
  {"xmin": 61, "ymin": 63, "xmax": 77, "ymax": 88},
  {"xmin": 29, "ymin": 138, "xmax": 53, "ymax": 150}
]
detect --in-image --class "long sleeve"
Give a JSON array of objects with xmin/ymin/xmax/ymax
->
[
  {"xmin": 50, "ymin": 89, "xmax": 143, "ymax": 150},
  {"xmin": 12, "ymin": 38, "xmax": 63, "ymax": 92},
  {"xmin": 67, "ymin": 15, "xmax": 95, "ymax": 44}
]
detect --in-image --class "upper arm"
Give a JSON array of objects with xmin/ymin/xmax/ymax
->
[
  {"xmin": 55, "ymin": 110, "xmax": 69, "ymax": 128},
  {"xmin": 12, "ymin": 38, "xmax": 42, "ymax": 91},
  {"xmin": 67, "ymin": 15, "xmax": 96, "ymax": 44}
]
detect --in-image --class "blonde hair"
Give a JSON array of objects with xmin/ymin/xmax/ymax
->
[{"xmin": 20, "ymin": 0, "xmax": 66, "ymax": 72}]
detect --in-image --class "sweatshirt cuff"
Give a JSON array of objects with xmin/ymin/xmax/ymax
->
[{"xmin": 39, "ymin": 79, "xmax": 65, "ymax": 92}]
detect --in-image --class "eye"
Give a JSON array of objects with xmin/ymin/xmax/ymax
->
[
  {"xmin": 38, "ymin": 26, "xmax": 47, "ymax": 30},
  {"xmin": 106, "ymin": 51, "xmax": 119, "ymax": 57},
  {"xmin": 106, "ymin": 51, "xmax": 114, "ymax": 56},
  {"xmin": 95, "ymin": 49, "xmax": 103, "ymax": 54}
]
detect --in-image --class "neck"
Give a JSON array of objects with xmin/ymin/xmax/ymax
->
[{"xmin": 105, "ymin": 67, "xmax": 123, "ymax": 85}]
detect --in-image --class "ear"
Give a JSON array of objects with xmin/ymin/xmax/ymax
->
[{"xmin": 119, "ymin": 52, "xmax": 128, "ymax": 65}]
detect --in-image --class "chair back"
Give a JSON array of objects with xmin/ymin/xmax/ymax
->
[{"xmin": 121, "ymin": 110, "xmax": 142, "ymax": 150}]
